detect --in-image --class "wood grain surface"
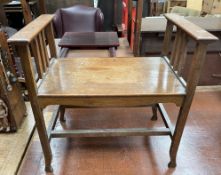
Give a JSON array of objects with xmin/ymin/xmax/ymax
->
[
  {"xmin": 62, "ymin": 38, "xmax": 133, "ymax": 58},
  {"xmin": 38, "ymin": 57, "xmax": 186, "ymax": 97},
  {"xmin": 58, "ymin": 32, "xmax": 120, "ymax": 48}
]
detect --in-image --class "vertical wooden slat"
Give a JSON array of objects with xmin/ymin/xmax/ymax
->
[
  {"xmin": 173, "ymin": 32, "xmax": 187, "ymax": 70},
  {"xmin": 127, "ymin": 0, "xmax": 133, "ymax": 44},
  {"xmin": 170, "ymin": 29, "xmax": 182, "ymax": 67},
  {"xmin": 162, "ymin": 21, "xmax": 173, "ymax": 57},
  {"xmin": 16, "ymin": 44, "xmax": 52, "ymax": 170},
  {"xmin": 59, "ymin": 106, "xmax": 66, "ymax": 122},
  {"xmin": 170, "ymin": 30, "xmax": 179, "ymax": 65},
  {"xmin": 38, "ymin": 0, "xmax": 47, "ymax": 14},
  {"xmin": 133, "ymin": 0, "xmax": 143, "ymax": 56},
  {"xmin": 45, "ymin": 22, "xmax": 57, "ymax": 58},
  {"xmin": 176, "ymin": 33, "xmax": 188, "ymax": 74},
  {"xmin": 37, "ymin": 34, "xmax": 47, "ymax": 72},
  {"xmin": 41, "ymin": 31, "xmax": 50, "ymax": 66},
  {"xmin": 31, "ymin": 39, "xmax": 43, "ymax": 79},
  {"xmin": 0, "ymin": 4, "xmax": 8, "ymax": 25},
  {"xmin": 151, "ymin": 104, "xmax": 158, "ymax": 121},
  {"xmin": 20, "ymin": 0, "xmax": 32, "ymax": 25}
]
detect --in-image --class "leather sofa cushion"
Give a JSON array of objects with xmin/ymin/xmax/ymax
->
[{"xmin": 53, "ymin": 5, "xmax": 104, "ymax": 38}]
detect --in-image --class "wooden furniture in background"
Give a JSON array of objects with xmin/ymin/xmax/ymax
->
[
  {"xmin": 38, "ymin": 0, "xmax": 47, "ymax": 14},
  {"xmin": 3, "ymin": 0, "xmax": 37, "ymax": 14},
  {"xmin": 124, "ymin": 1, "xmax": 144, "ymax": 55},
  {"xmin": 60, "ymin": 37, "xmax": 133, "ymax": 58},
  {"xmin": 8, "ymin": 13, "xmax": 217, "ymax": 171},
  {"xmin": 133, "ymin": 0, "xmax": 143, "ymax": 56},
  {"xmin": 150, "ymin": 0, "xmax": 162, "ymax": 16},
  {"xmin": 3, "ymin": 0, "xmax": 38, "ymax": 29},
  {"xmin": 20, "ymin": 0, "xmax": 33, "ymax": 24},
  {"xmin": 59, "ymin": 32, "xmax": 120, "ymax": 57},
  {"xmin": 0, "ymin": 31, "xmax": 26, "ymax": 132},
  {"xmin": 0, "ymin": 0, "xmax": 11, "ymax": 26}
]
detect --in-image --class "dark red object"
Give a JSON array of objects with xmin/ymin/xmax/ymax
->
[{"xmin": 53, "ymin": 5, "xmax": 104, "ymax": 38}]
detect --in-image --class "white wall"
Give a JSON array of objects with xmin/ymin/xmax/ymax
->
[{"xmin": 187, "ymin": 0, "xmax": 203, "ymax": 11}]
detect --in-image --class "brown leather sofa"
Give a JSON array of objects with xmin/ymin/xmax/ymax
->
[{"xmin": 53, "ymin": 5, "xmax": 104, "ymax": 38}]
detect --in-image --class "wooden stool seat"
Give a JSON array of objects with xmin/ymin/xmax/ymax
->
[
  {"xmin": 38, "ymin": 57, "xmax": 185, "ymax": 107},
  {"xmin": 60, "ymin": 38, "xmax": 133, "ymax": 58}
]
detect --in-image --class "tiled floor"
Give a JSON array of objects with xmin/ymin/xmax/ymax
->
[{"xmin": 18, "ymin": 91, "xmax": 221, "ymax": 175}]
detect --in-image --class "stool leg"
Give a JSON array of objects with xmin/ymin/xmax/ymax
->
[
  {"xmin": 169, "ymin": 101, "xmax": 192, "ymax": 168},
  {"xmin": 31, "ymin": 106, "xmax": 53, "ymax": 172},
  {"xmin": 151, "ymin": 104, "xmax": 158, "ymax": 121},
  {"xmin": 59, "ymin": 106, "xmax": 66, "ymax": 122}
]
